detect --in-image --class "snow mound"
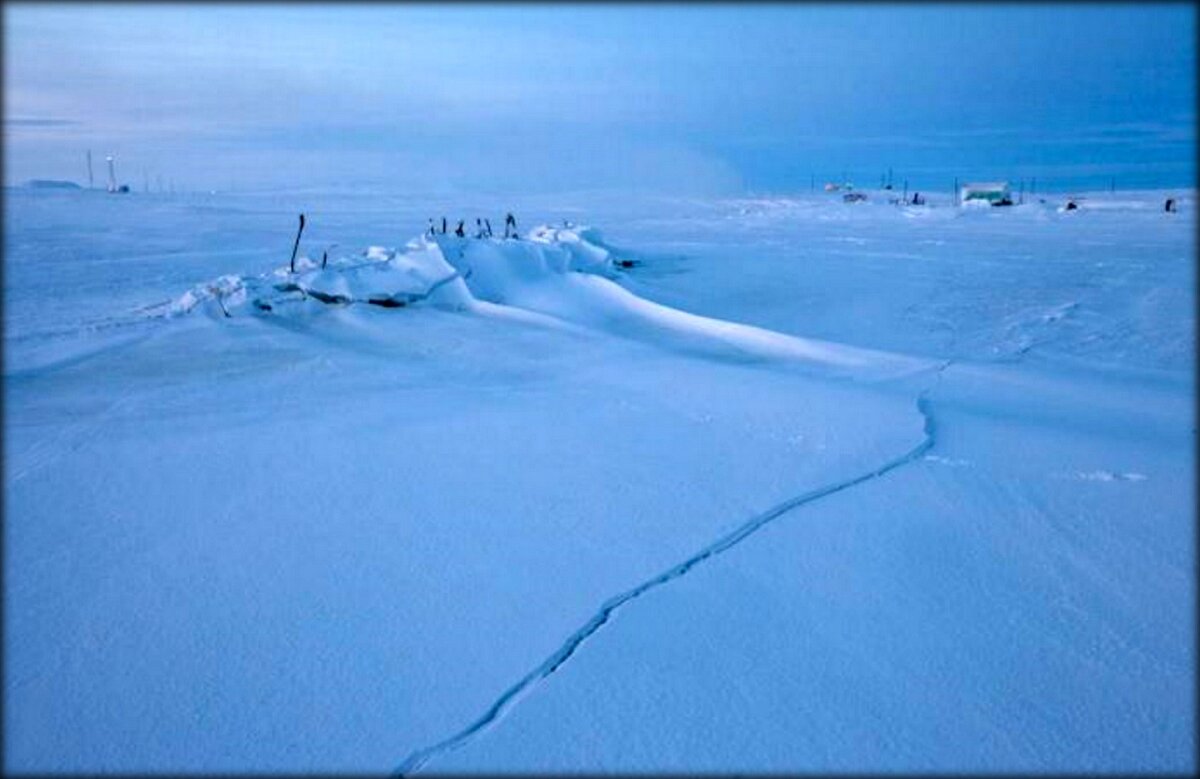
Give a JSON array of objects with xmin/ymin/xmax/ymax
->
[
  {"xmin": 429, "ymin": 224, "xmax": 619, "ymax": 302},
  {"xmin": 158, "ymin": 224, "xmax": 929, "ymax": 379},
  {"xmin": 430, "ymin": 226, "xmax": 929, "ymax": 377},
  {"xmin": 287, "ymin": 241, "xmax": 472, "ymax": 308}
]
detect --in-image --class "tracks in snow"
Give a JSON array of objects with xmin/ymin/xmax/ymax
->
[{"xmin": 395, "ymin": 360, "xmax": 954, "ymax": 775}]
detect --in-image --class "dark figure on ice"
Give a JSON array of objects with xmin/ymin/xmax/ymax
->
[
  {"xmin": 427, "ymin": 218, "xmax": 436, "ymax": 237},
  {"xmin": 484, "ymin": 218, "xmax": 493, "ymax": 237},
  {"xmin": 1064, "ymin": 199, "xmax": 1078, "ymax": 211},
  {"xmin": 1165, "ymin": 197, "xmax": 1177, "ymax": 213},
  {"xmin": 504, "ymin": 212, "xmax": 517, "ymax": 239},
  {"xmin": 441, "ymin": 216, "xmax": 448, "ymax": 234},
  {"xmin": 476, "ymin": 218, "xmax": 487, "ymax": 238},
  {"xmin": 455, "ymin": 219, "xmax": 466, "ymax": 237}
]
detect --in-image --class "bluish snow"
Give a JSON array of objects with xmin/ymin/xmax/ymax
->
[{"xmin": 3, "ymin": 186, "xmax": 1194, "ymax": 772}]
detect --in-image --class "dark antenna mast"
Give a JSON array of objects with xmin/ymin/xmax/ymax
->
[{"xmin": 289, "ymin": 213, "xmax": 306, "ymax": 273}]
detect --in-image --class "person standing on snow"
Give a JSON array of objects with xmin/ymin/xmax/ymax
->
[
  {"xmin": 504, "ymin": 212, "xmax": 517, "ymax": 239},
  {"xmin": 1165, "ymin": 197, "xmax": 1177, "ymax": 213},
  {"xmin": 455, "ymin": 219, "xmax": 466, "ymax": 237},
  {"xmin": 441, "ymin": 216, "xmax": 447, "ymax": 234},
  {"xmin": 484, "ymin": 218, "xmax": 494, "ymax": 237}
]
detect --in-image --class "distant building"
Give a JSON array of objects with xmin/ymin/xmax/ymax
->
[{"xmin": 960, "ymin": 181, "xmax": 1013, "ymax": 206}]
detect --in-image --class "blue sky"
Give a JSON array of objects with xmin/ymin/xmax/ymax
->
[{"xmin": 4, "ymin": 3, "xmax": 1195, "ymax": 194}]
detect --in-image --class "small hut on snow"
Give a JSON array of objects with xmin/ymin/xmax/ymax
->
[{"xmin": 960, "ymin": 181, "xmax": 1013, "ymax": 206}]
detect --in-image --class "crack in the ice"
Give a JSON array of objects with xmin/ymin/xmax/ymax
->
[{"xmin": 395, "ymin": 361, "xmax": 953, "ymax": 775}]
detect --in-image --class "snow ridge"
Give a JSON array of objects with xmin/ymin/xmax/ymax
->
[{"xmin": 394, "ymin": 364, "xmax": 950, "ymax": 775}]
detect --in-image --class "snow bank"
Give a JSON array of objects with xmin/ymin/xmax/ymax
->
[
  {"xmin": 162, "ymin": 224, "xmax": 929, "ymax": 379},
  {"xmin": 288, "ymin": 241, "xmax": 472, "ymax": 308},
  {"xmin": 430, "ymin": 228, "xmax": 928, "ymax": 377}
]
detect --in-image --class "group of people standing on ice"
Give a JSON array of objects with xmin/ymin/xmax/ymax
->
[{"xmin": 427, "ymin": 213, "xmax": 520, "ymax": 240}]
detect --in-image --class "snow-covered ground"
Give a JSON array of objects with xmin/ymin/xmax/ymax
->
[{"xmin": 4, "ymin": 186, "xmax": 1195, "ymax": 772}]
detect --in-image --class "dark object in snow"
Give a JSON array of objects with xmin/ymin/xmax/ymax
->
[
  {"xmin": 1065, "ymin": 200, "xmax": 1078, "ymax": 211},
  {"xmin": 441, "ymin": 217, "xmax": 447, "ymax": 234},
  {"xmin": 367, "ymin": 297, "xmax": 407, "ymax": 308},
  {"xmin": 1165, "ymin": 198, "xmax": 1177, "ymax": 213},
  {"xmin": 484, "ymin": 218, "xmax": 493, "ymax": 237},
  {"xmin": 289, "ymin": 213, "xmax": 306, "ymax": 273},
  {"xmin": 321, "ymin": 250, "xmax": 328, "ymax": 269},
  {"xmin": 455, "ymin": 220, "xmax": 465, "ymax": 237},
  {"xmin": 504, "ymin": 212, "xmax": 517, "ymax": 238},
  {"xmin": 843, "ymin": 192, "xmax": 867, "ymax": 203},
  {"xmin": 615, "ymin": 258, "xmax": 638, "ymax": 269},
  {"xmin": 476, "ymin": 218, "xmax": 487, "ymax": 238},
  {"xmin": 307, "ymin": 288, "xmax": 350, "ymax": 305},
  {"xmin": 253, "ymin": 299, "xmax": 273, "ymax": 312},
  {"xmin": 911, "ymin": 192, "xmax": 925, "ymax": 205},
  {"xmin": 427, "ymin": 218, "xmax": 436, "ymax": 237}
]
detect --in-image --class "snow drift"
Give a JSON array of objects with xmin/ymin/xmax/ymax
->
[{"xmin": 162, "ymin": 224, "xmax": 931, "ymax": 380}]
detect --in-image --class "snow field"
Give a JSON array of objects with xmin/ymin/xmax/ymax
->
[{"xmin": 4, "ymin": 186, "xmax": 1194, "ymax": 772}]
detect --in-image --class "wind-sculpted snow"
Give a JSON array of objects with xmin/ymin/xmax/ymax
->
[
  {"xmin": 151, "ymin": 239, "xmax": 471, "ymax": 319},
  {"xmin": 156, "ymin": 224, "xmax": 934, "ymax": 381}
]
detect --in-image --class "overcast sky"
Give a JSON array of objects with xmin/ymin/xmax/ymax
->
[{"xmin": 4, "ymin": 3, "xmax": 1195, "ymax": 194}]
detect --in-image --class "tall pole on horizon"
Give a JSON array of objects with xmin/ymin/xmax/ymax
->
[
  {"xmin": 86, "ymin": 150, "xmax": 94, "ymax": 189},
  {"xmin": 106, "ymin": 155, "xmax": 116, "ymax": 193}
]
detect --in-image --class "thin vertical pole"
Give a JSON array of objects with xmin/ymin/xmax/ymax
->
[{"xmin": 290, "ymin": 213, "xmax": 306, "ymax": 274}]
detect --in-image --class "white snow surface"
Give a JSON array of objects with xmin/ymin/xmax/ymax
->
[{"xmin": 4, "ymin": 187, "xmax": 1195, "ymax": 773}]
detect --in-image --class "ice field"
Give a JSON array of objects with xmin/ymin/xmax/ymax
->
[{"xmin": 3, "ymin": 185, "xmax": 1195, "ymax": 772}]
